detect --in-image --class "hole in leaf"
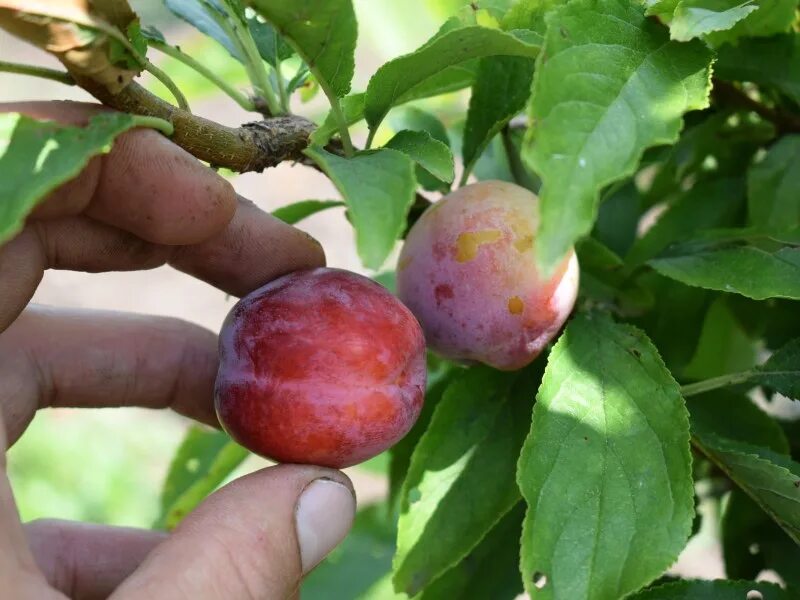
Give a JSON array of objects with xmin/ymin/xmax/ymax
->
[
  {"xmin": 747, "ymin": 591, "xmax": 763, "ymax": 600},
  {"xmin": 532, "ymin": 572, "xmax": 547, "ymax": 589},
  {"xmin": 186, "ymin": 458, "xmax": 200, "ymax": 473},
  {"xmin": 748, "ymin": 543, "xmax": 760, "ymax": 555}
]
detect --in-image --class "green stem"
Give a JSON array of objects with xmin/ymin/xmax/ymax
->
[
  {"xmin": 0, "ymin": 60, "xmax": 75, "ymax": 85},
  {"xmin": 215, "ymin": 4, "xmax": 281, "ymax": 115},
  {"xmin": 275, "ymin": 61, "xmax": 289, "ymax": 113},
  {"xmin": 501, "ymin": 125, "xmax": 537, "ymax": 191},
  {"xmin": 147, "ymin": 41, "xmax": 255, "ymax": 112},
  {"xmin": 144, "ymin": 59, "xmax": 190, "ymax": 111},
  {"xmin": 327, "ymin": 92, "xmax": 354, "ymax": 156},
  {"xmin": 680, "ymin": 371, "xmax": 755, "ymax": 398},
  {"xmin": 130, "ymin": 115, "xmax": 175, "ymax": 136},
  {"xmin": 364, "ymin": 127, "xmax": 377, "ymax": 151}
]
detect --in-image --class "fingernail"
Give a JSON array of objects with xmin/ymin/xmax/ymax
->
[{"xmin": 295, "ymin": 478, "xmax": 355, "ymax": 573}]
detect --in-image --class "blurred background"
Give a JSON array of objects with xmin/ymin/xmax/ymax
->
[{"xmin": 1, "ymin": 0, "xmax": 729, "ymax": 595}]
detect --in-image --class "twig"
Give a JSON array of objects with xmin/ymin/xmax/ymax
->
[
  {"xmin": 147, "ymin": 40, "xmax": 256, "ymax": 112},
  {"xmin": 0, "ymin": 60, "xmax": 75, "ymax": 86},
  {"xmin": 712, "ymin": 79, "xmax": 800, "ymax": 134},
  {"xmin": 74, "ymin": 76, "xmax": 315, "ymax": 172}
]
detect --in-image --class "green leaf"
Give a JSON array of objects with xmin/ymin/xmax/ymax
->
[
  {"xmin": 649, "ymin": 246, "xmax": 800, "ymax": 300},
  {"xmin": 722, "ymin": 490, "xmax": 800, "ymax": 588},
  {"xmin": 156, "ymin": 426, "xmax": 248, "ymax": 530},
  {"xmin": 634, "ymin": 273, "xmax": 711, "ymax": 376},
  {"xmin": 393, "ymin": 365, "xmax": 535, "ymax": 595},
  {"xmin": 310, "ymin": 93, "xmax": 364, "ymax": 146},
  {"xmin": 593, "ymin": 181, "xmax": 641, "ymax": 257},
  {"xmin": 754, "ymin": 337, "xmax": 800, "ymax": 401},
  {"xmin": 682, "ymin": 298, "xmax": 757, "ymax": 380},
  {"xmin": 364, "ymin": 26, "xmax": 540, "ymax": 134},
  {"xmin": 271, "ymin": 200, "xmax": 344, "ymax": 224},
  {"xmin": 304, "ymin": 146, "xmax": 416, "ymax": 270},
  {"xmin": 388, "ymin": 365, "xmax": 457, "ymax": 506},
  {"xmin": 705, "ymin": 0, "xmax": 797, "ymax": 46},
  {"xmin": 627, "ymin": 178, "xmax": 745, "ymax": 266},
  {"xmin": 418, "ymin": 503, "xmax": 525, "ymax": 600},
  {"xmin": 165, "ymin": 0, "xmax": 242, "ymax": 61},
  {"xmin": 302, "ymin": 504, "xmax": 398, "ymax": 600},
  {"xmin": 748, "ymin": 135, "xmax": 800, "ymax": 231},
  {"xmin": 0, "ymin": 112, "xmax": 141, "ymax": 245},
  {"xmin": 462, "ymin": 55, "xmax": 535, "ymax": 177},
  {"xmin": 629, "ymin": 579, "xmax": 791, "ymax": 600},
  {"xmin": 396, "ymin": 62, "xmax": 479, "ymax": 105},
  {"xmin": 384, "ymin": 130, "xmax": 455, "ymax": 184},
  {"xmin": 250, "ymin": 0, "xmax": 356, "ymax": 97},
  {"xmin": 247, "ymin": 15, "xmax": 294, "ymax": 67},
  {"xmin": 716, "ymin": 34, "xmax": 800, "ymax": 106},
  {"xmin": 390, "ymin": 107, "xmax": 450, "ymax": 147},
  {"xmin": 691, "ymin": 431, "xmax": 800, "ymax": 544},
  {"xmin": 524, "ymin": 0, "xmax": 712, "ymax": 275},
  {"xmin": 687, "ymin": 391, "xmax": 789, "ymax": 453},
  {"xmin": 669, "ymin": 0, "xmax": 758, "ymax": 42},
  {"xmin": 518, "ymin": 314, "xmax": 693, "ymax": 599}
]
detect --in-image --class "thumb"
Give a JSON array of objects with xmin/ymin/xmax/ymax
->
[{"xmin": 111, "ymin": 464, "xmax": 355, "ymax": 600}]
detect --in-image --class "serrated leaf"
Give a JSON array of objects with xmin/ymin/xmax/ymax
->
[
  {"xmin": 669, "ymin": 0, "xmax": 758, "ymax": 42},
  {"xmin": 165, "ymin": 0, "xmax": 242, "ymax": 60},
  {"xmin": 518, "ymin": 314, "xmax": 693, "ymax": 599},
  {"xmin": 716, "ymin": 34, "xmax": 800, "ymax": 106},
  {"xmin": 462, "ymin": 55, "xmax": 535, "ymax": 176},
  {"xmin": 754, "ymin": 337, "xmax": 800, "ymax": 401},
  {"xmin": 364, "ymin": 26, "xmax": 540, "ymax": 134},
  {"xmin": 396, "ymin": 62, "xmax": 479, "ymax": 105},
  {"xmin": 393, "ymin": 365, "xmax": 534, "ymax": 596},
  {"xmin": 704, "ymin": 0, "xmax": 797, "ymax": 46},
  {"xmin": 523, "ymin": 0, "xmax": 712, "ymax": 275},
  {"xmin": 747, "ymin": 135, "xmax": 800, "ymax": 231},
  {"xmin": 418, "ymin": 503, "xmax": 525, "ymax": 600},
  {"xmin": 650, "ymin": 246, "xmax": 800, "ymax": 300},
  {"xmin": 627, "ymin": 178, "xmax": 745, "ymax": 266},
  {"xmin": 271, "ymin": 200, "xmax": 344, "ymax": 224},
  {"xmin": 0, "ymin": 112, "xmax": 141, "ymax": 244},
  {"xmin": 687, "ymin": 391, "xmax": 789, "ymax": 453},
  {"xmin": 691, "ymin": 430, "xmax": 800, "ymax": 544},
  {"xmin": 390, "ymin": 107, "xmax": 450, "ymax": 147},
  {"xmin": 304, "ymin": 146, "xmax": 415, "ymax": 270},
  {"xmin": 247, "ymin": 15, "xmax": 294, "ymax": 67},
  {"xmin": 384, "ymin": 130, "xmax": 454, "ymax": 184},
  {"xmin": 156, "ymin": 425, "xmax": 248, "ymax": 530},
  {"xmin": 250, "ymin": 0, "xmax": 356, "ymax": 97},
  {"xmin": 629, "ymin": 579, "xmax": 791, "ymax": 600}
]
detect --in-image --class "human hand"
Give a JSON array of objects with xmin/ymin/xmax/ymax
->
[{"xmin": 0, "ymin": 101, "xmax": 356, "ymax": 599}]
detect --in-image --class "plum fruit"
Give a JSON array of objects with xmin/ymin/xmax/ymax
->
[
  {"xmin": 397, "ymin": 180, "xmax": 579, "ymax": 371},
  {"xmin": 215, "ymin": 267, "xmax": 426, "ymax": 468}
]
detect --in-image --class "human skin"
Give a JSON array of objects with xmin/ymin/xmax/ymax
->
[
  {"xmin": 216, "ymin": 268, "xmax": 427, "ymax": 468},
  {"xmin": 0, "ymin": 101, "xmax": 355, "ymax": 600},
  {"xmin": 397, "ymin": 180, "xmax": 579, "ymax": 371}
]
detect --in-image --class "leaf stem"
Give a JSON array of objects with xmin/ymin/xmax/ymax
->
[
  {"xmin": 0, "ymin": 60, "xmax": 75, "ymax": 86},
  {"xmin": 365, "ymin": 127, "xmax": 377, "ymax": 150},
  {"xmin": 144, "ymin": 59, "xmax": 190, "ymax": 111},
  {"xmin": 130, "ymin": 115, "xmax": 174, "ymax": 136},
  {"xmin": 275, "ymin": 61, "xmax": 289, "ymax": 112},
  {"xmin": 327, "ymin": 93, "xmax": 354, "ymax": 156},
  {"xmin": 680, "ymin": 371, "xmax": 755, "ymax": 397},
  {"xmin": 214, "ymin": 4, "xmax": 282, "ymax": 116},
  {"xmin": 147, "ymin": 41, "xmax": 255, "ymax": 112},
  {"xmin": 501, "ymin": 125, "xmax": 537, "ymax": 191}
]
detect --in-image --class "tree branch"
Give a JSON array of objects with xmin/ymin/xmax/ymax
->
[
  {"xmin": 74, "ymin": 75, "xmax": 315, "ymax": 172},
  {"xmin": 712, "ymin": 79, "xmax": 800, "ymax": 135}
]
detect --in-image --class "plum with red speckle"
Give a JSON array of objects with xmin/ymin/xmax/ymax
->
[
  {"xmin": 397, "ymin": 180, "xmax": 579, "ymax": 371},
  {"xmin": 215, "ymin": 268, "xmax": 426, "ymax": 468}
]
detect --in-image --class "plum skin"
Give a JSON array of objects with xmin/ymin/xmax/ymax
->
[
  {"xmin": 397, "ymin": 180, "xmax": 579, "ymax": 371},
  {"xmin": 214, "ymin": 267, "xmax": 426, "ymax": 469}
]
